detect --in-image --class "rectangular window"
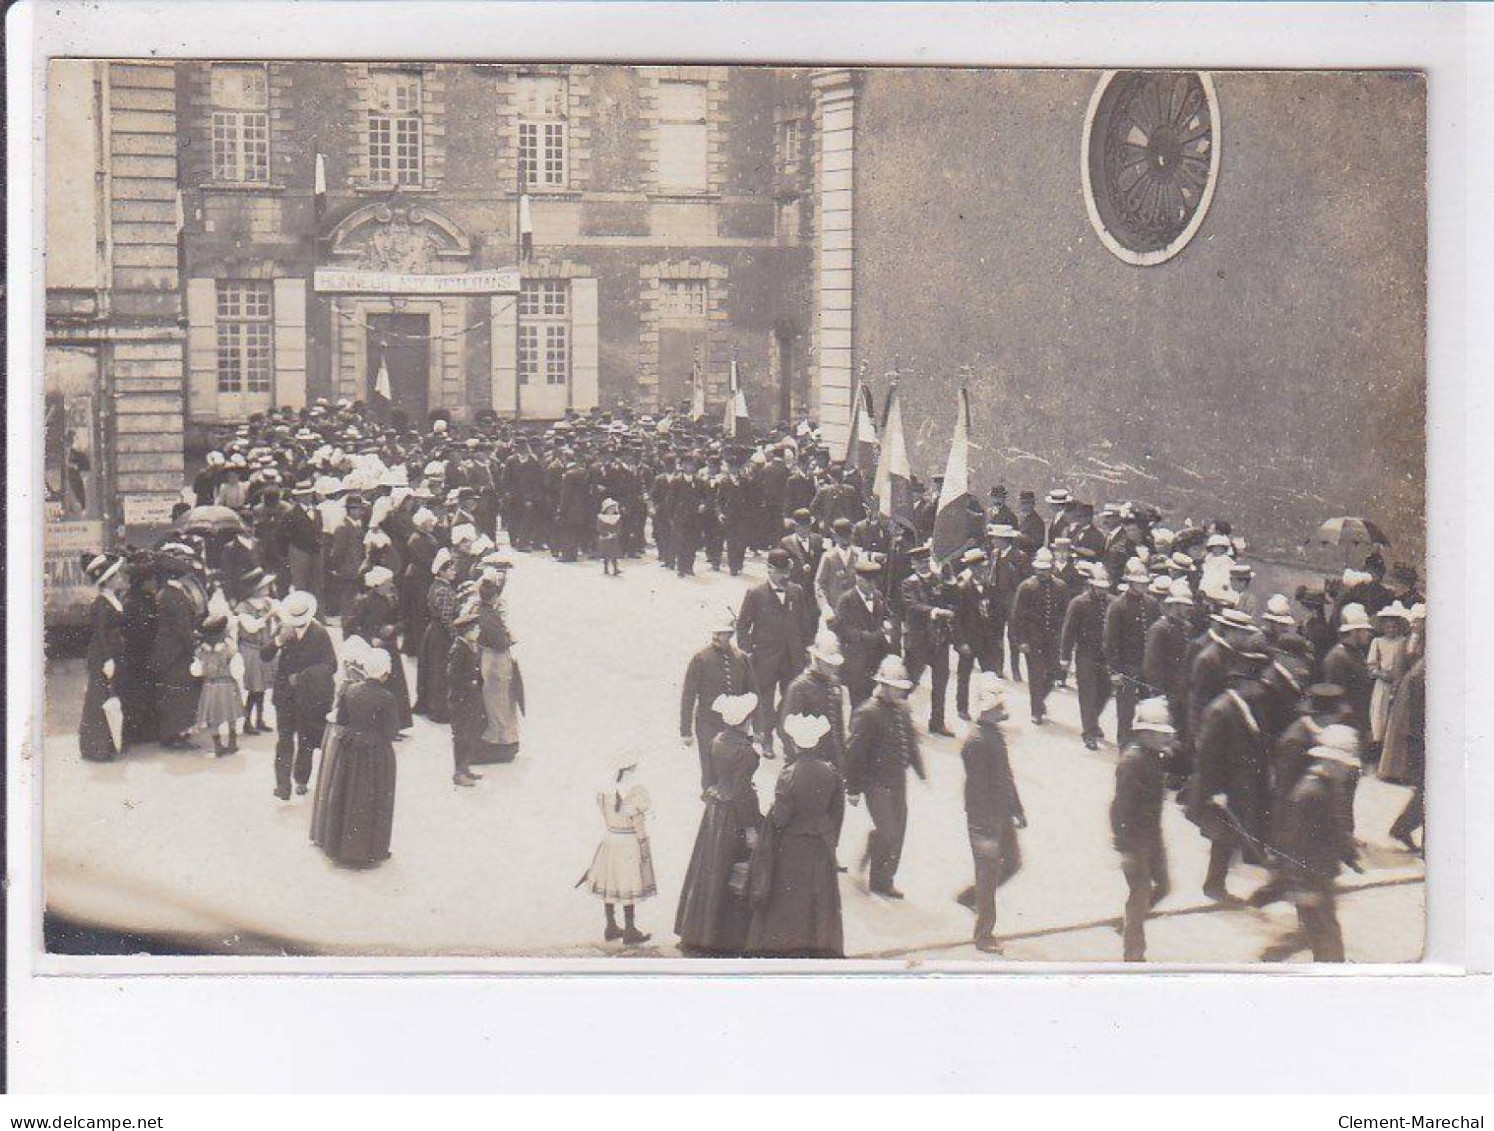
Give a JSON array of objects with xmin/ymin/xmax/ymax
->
[
  {"xmin": 518, "ymin": 280, "xmax": 570, "ymax": 387},
  {"xmin": 659, "ymin": 279, "xmax": 709, "ymax": 318},
  {"xmin": 369, "ymin": 70, "xmax": 423, "ymax": 186},
  {"xmin": 215, "ymin": 281, "xmax": 273, "ymax": 395},
  {"xmin": 208, "ymin": 64, "xmax": 270, "ymax": 183},
  {"xmin": 516, "ymin": 75, "xmax": 568, "ymax": 188},
  {"xmin": 656, "ymin": 80, "xmax": 709, "ymax": 192}
]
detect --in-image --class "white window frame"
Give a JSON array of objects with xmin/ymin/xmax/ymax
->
[
  {"xmin": 209, "ymin": 64, "xmax": 270, "ymax": 184},
  {"xmin": 516, "ymin": 75, "xmax": 569, "ymax": 189},
  {"xmin": 369, "ymin": 70, "xmax": 424, "ymax": 187},
  {"xmin": 518, "ymin": 280, "xmax": 570, "ymax": 387},
  {"xmin": 215, "ymin": 281, "xmax": 274, "ymax": 398},
  {"xmin": 655, "ymin": 80, "xmax": 710, "ymax": 193}
]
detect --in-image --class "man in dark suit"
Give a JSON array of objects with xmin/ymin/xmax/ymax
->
[
  {"xmin": 1015, "ymin": 490, "xmax": 1046, "ymax": 551},
  {"xmin": 780, "ymin": 508, "xmax": 825, "ymax": 636},
  {"xmin": 1061, "ymin": 566, "xmax": 1112, "ymax": 749},
  {"xmin": 901, "ymin": 543, "xmax": 956, "ymax": 736},
  {"xmin": 737, "ymin": 548, "xmax": 813, "ymax": 754},
  {"xmin": 1105, "ymin": 558, "xmax": 1154, "ymax": 746},
  {"xmin": 985, "ymin": 524, "xmax": 1027, "ymax": 681},
  {"xmin": 1010, "ymin": 548, "xmax": 1069, "ymax": 725},
  {"xmin": 833, "ymin": 558, "xmax": 893, "ymax": 706},
  {"xmin": 986, "ymin": 485, "xmax": 1018, "ymax": 532},
  {"xmin": 263, "ymin": 590, "xmax": 338, "ymax": 801},
  {"xmin": 679, "ymin": 615, "xmax": 755, "ymax": 790}
]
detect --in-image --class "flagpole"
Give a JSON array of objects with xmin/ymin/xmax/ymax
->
[{"xmin": 514, "ymin": 155, "xmax": 525, "ymax": 421}]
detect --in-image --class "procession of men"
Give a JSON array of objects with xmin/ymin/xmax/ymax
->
[{"xmin": 65, "ymin": 392, "xmax": 1426, "ymax": 962}]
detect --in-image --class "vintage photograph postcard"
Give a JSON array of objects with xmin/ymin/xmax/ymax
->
[{"xmin": 38, "ymin": 60, "xmax": 1426, "ymax": 965}]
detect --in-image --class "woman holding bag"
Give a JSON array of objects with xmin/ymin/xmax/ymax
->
[{"xmin": 675, "ymin": 693, "xmax": 763, "ymax": 957}]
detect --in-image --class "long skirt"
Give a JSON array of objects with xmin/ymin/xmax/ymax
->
[
  {"xmin": 1378, "ymin": 682, "xmax": 1418, "ymax": 784},
  {"xmin": 155, "ymin": 659, "xmax": 201, "ymax": 739},
  {"xmin": 585, "ymin": 829, "xmax": 657, "ymax": 902},
  {"xmin": 477, "ymin": 647, "xmax": 521, "ymax": 763},
  {"xmin": 746, "ymin": 831, "xmax": 844, "ymax": 957},
  {"xmin": 78, "ymin": 670, "xmax": 120, "ymax": 762},
  {"xmin": 310, "ymin": 730, "xmax": 397, "ymax": 867},
  {"xmin": 375, "ymin": 641, "xmax": 413, "ymax": 731},
  {"xmin": 675, "ymin": 801, "xmax": 754, "ymax": 954},
  {"xmin": 414, "ymin": 620, "xmax": 453, "ymax": 723},
  {"xmin": 1369, "ymin": 678, "xmax": 1394, "ymax": 745}
]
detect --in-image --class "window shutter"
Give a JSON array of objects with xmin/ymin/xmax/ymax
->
[
  {"xmin": 490, "ymin": 293, "xmax": 518, "ymax": 416},
  {"xmin": 569, "ymin": 277, "xmax": 599, "ymax": 411},
  {"xmin": 273, "ymin": 278, "xmax": 307, "ymax": 409},
  {"xmin": 186, "ymin": 278, "xmax": 218, "ymax": 422}
]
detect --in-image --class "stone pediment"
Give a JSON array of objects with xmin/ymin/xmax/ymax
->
[{"xmin": 329, "ymin": 203, "xmax": 473, "ymax": 272}]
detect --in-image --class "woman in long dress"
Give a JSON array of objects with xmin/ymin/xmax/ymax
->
[
  {"xmin": 1366, "ymin": 603, "xmax": 1411, "ymax": 754},
  {"xmin": 311, "ymin": 641, "xmax": 399, "ymax": 868},
  {"xmin": 475, "ymin": 566, "xmax": 521, "ymax": 764},
  {"xmin": 746, "ymin": 739, "xmax": 847, "ymax": 959},
  {"xmin": 581, "ymin": 763, "xmax": 656, "ymax": 945},
  {"xmin": 78, "ymin": 552, "xmax": 128, "ymax": 762},
  {"xmin": 151, "ymin": 555, "xmax": 204, "ymax": 749},
  {"xmin": 675, "ymin": 693, "xmax": 762, "ymax": 956},
  {"xmin": 447, "ymin": 600, "xmax": 504, "ymax": 786},
  {"xmin": 119, "ymin": 557, "xmax": 161, "ymax": 746},
  {"xmin": 414, "ymin": 550, "xmax": 458, "ymax": 723},
  {"xmin": 342, "ymin": 565, "xmax": 413, "ymax": 732}
]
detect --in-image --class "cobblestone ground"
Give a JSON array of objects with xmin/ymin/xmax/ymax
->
[{"xmin": 39, "ymin": 546, "xmax": 1424, "ymax": 963}]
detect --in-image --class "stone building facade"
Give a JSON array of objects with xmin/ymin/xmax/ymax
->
[
  {"xmin": 807, "ymin": 68, "xmax": 1426, "ymax": 561},
  {"xmin": 177, "ymin": 62, "xmax": 815, "ymax": 440},
  {"xmin": 45, "ymin": 59, "xmax": 187, "ymax": 622}
]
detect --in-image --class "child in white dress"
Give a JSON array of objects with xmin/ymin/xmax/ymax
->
[{"xmin": 581, "ymin": 762, "xmax": 656, "ymax": 945}]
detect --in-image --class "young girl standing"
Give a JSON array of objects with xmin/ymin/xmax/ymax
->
[
  {"xmin": 235, "ymin": 568, "xmax": 279, "ymax": 734},
  {"xmin": 581, "ymin": 762, "xmax": 656, "ymax": 945},
  {"xmin": 597, "ymin": 497, "xmax": 623, "ymax": 577},
  {"xmin": 192, "ymin": 614, "xmax": 244, "ymax": 757}
]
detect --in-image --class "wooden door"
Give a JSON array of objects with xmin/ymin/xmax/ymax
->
[{"xmin": 367, "ymin": 312, "xmax": 431, "ymax": 425}]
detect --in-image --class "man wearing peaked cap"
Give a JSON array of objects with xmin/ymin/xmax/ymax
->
[
  {"xmin": 901, "ymin": 541, "xmax": 957, "ymax": 736},
  {"xmin": 680, "ymin": 613, "xmax": 754, "ymax": 791}
]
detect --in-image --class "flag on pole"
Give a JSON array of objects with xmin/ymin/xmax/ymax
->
[
  {"xmin": 932, "ymin": 386, "xmax": 980, "ymax": 563},
  {"xmin": 844, "ymin": 380, "xmax": 880, "ymax": 472},
  {"xmin": 373, "ymin": 354, "xmax": 393, "ymax": 422},
  {"xmin": 873, "ymin": 384, "xmax": 914, "ymax": 531},
  {"xmin": 689, "ymin": 347, "xmax": 706, "ymax": 420},
  {"xmin": 723, "ymin": 353, "xmax": 751, "ymax": 440},
  {"xmin": 518, "ymin": 194, "xmax": 534, "ymax": 261},
  {"xmin": 314, "ymin": 153, "xmax": 328, "ymax": 220}
]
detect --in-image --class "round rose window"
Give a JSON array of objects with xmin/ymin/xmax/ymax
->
[{"xmin": 1081, "ymin": 70, "xmax": 1220, "ymax": 266}]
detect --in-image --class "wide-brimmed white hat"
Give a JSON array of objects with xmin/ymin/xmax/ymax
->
[
  {"xmin": 1338, "ymin": 603, "xmax": 1373, "ymax": 633},
  {"xmin": 711, "ymin": 610, "xmax": 737, "ymax": 636},
  {"xmin": 809, "ymin": 628, "xmax": 844, "ymax": 666},
  {"xmin": 1206, "ymin": 533, "xmax": 1232, "ymax": 550},
  {"xmin": 363, "ymin": 565, "xmax": 395, "ymax": 589},
  {"xmin": 782, "ymin": 712, "xmax": 831, "ymax": 750},
  {"xmin": 1311, "ymin": 723, "xmax": 1361, "ymax": 766},
  {"xmin": 450, "ymin": 523, "xmax": 478, "ymax": 546},
  {"xmin": 1123, "ymin": 557, "xmax": 1150, "ymax": 585},
  {"xmin": 987, "ymin": 524, "xmax": 1017, "ymax": 539},
  {"xmin": 1210, "ymin": 607, "xmax": 1255, "ymax": 631},
  {"xmin": 1132, "ymin": 697, "xmax": 1175, "ymax": 735},
  {"xmin": 1031, "ymin": 548, "xmax": 1054, "ymax": 572},
  {"xmin": 1165, "ymin": 579, "xmax": 1194, "ymax": 606},
  {"xmin": 1087, "ymin": 566, "xmax": 1111, "ymax": 588},
  {"xmin": 712, "ymin": 692, "xmax": 758, "ymax": 727},
  {"xmin": 280, "ymin": 590, "xmax": 318, "ymax": 627},
  {"xmin": 1148, "ymin": 576, "xmax": 1172, "ymax": 597},
  {"xmin": 1377, "ymin": 600, "xmax": 1412, "ymax": 622},
  {"xmin": 1264, "ymin": 594, "xmax": 1296, "ymax": 625},
  {"xmin": 874, "ymin": 655, "xmax": 914, "ymax": 690}
]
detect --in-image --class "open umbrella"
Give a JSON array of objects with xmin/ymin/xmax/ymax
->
[
  {"xmin": 1316, "ymin": 516, "xmax": 1389, "ymax": 568},
  {"xmin": 1316, "ymin": 516, "xmax": 1389, "ymax": 549},
  {"xmin": 176, "ymin": 505, "xmax": 247, "ymax": 536}
]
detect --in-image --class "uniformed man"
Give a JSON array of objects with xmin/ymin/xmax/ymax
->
[
  {"xmin": 1105, "ymin": 557, "xmax": 1154, "ymax": 746},
  {"xmin": 1112, "ymin": 696, "xmax": 1174, "ymax": 962},
  {"xmin": 1010, "ymin": 547, "xmax": 1069, "ymax": 726},
  {"xmin": 779, "ymin": 628, "xmax": 848, "ymax": 771},
  {"xmin": 846, "ymin": 655, "xmax": 927, "ymax": 899},
  {"xmin": 679, "ymin": 613, "xmax": 756, "ymax": 790},
  {"xmin": 1061, "ymin": 565, "xmax": 1113, "ymax": 750}
]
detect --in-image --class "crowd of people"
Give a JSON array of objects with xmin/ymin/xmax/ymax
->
[{"xmin": 68, "ymin": 396, "xmax": 1427, "ymax": 961}]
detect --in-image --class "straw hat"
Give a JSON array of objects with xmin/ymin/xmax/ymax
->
[
  {"xmin": 1087, "ymin": 565, "xmax": 1111, "ymax": 589},
  {"xmin": 1031, "ymin": 548, "xmax": 1054, "ymax": 572},
  {"xmin": 1132, "ymin": 697, "xmax": 1175, "ymax": 735},
  {"xmin": 1377, "ymin": 600, "xmax": 1412, "ymax": 622},
  {"xmin": 712, "ymin": 692, "xmax": 758, "ymax": 728},
  {"xmin": 1148, "ymin": 576, "xmax": 1172, "ymax": 597},
  {"xmin": 363, "ymin": 565, "xmax": 395, "ymax": 589},
  {"xmin": 279, "ymin": 590, "xmax": 318, "ymax": 628},
  {"xmin": 1123, "ymin": 557, "xmax": 1150, "ymax": 585},
  {"xmin": 1264, "ymin": 594, "xmax": 1296, "ymax": 626},
  {"xmin": 1165, "ymin": 580, "xmax": 1194, "ymax": 606},
  {"xmin": 1311, "ymin": 723, "xmax": 1361, "ymax": 766}
]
